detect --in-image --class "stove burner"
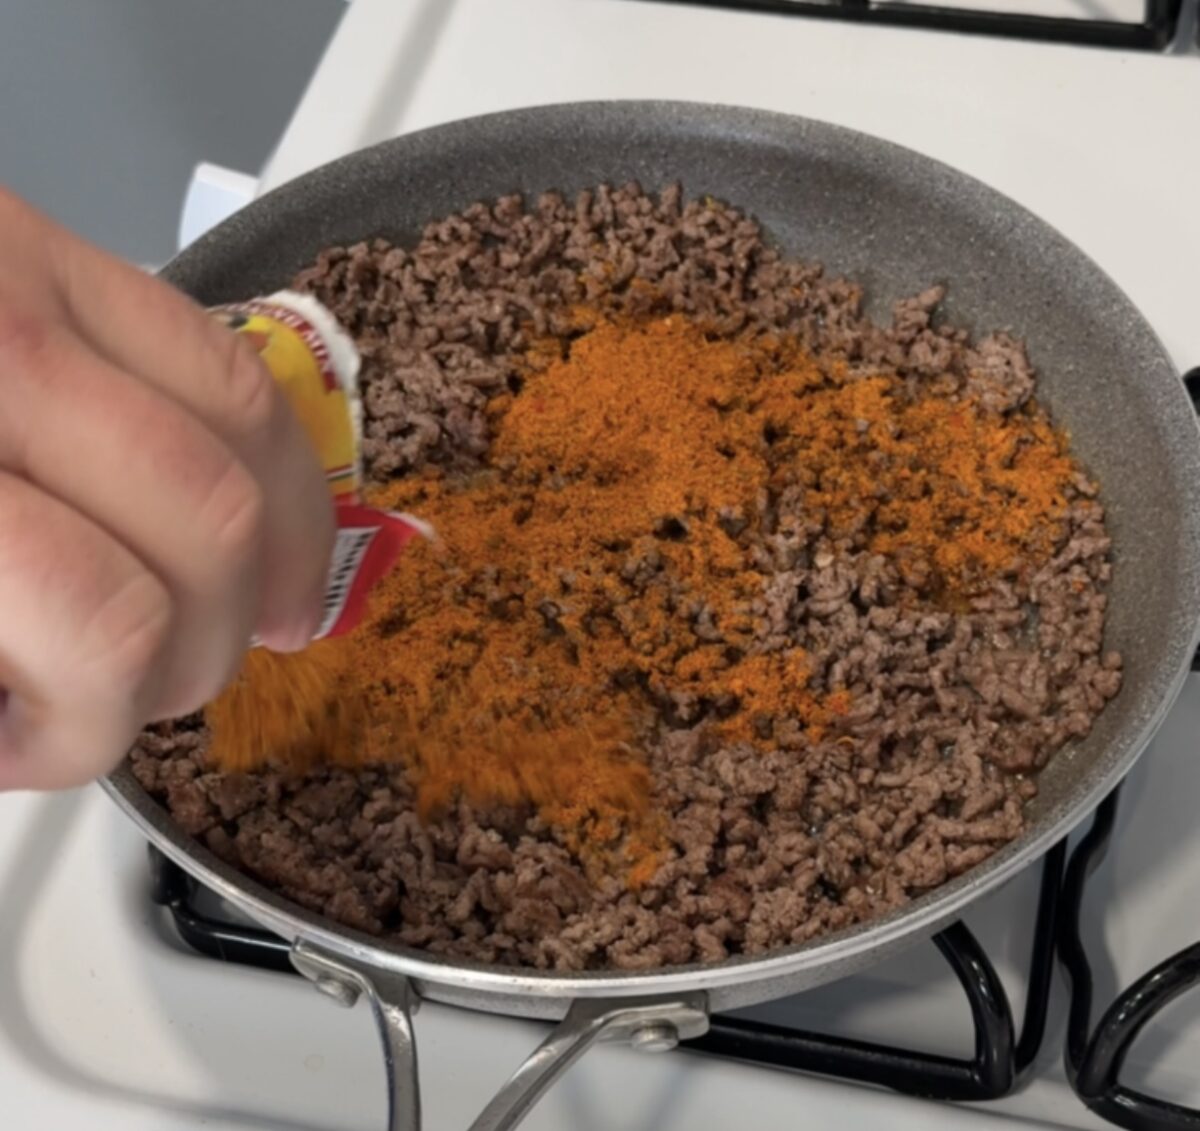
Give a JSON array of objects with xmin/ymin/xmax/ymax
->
[
  {"xmin": 147, "ymin": 368, "xmax": 1200, "ymax": 1128},
  {"xmin": 146, "ymin": 783, "xmax": 1198, "ymax": 1128},
  {"xmin": 148, "ymin": 836, "xmax": 1062, "ymax": 1103},
  {"xmin": 635, "ymin": 0, "xmax": 1186, "ymax": 51}
]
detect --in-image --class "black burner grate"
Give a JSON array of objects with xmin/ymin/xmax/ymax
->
[
  {"xmin": 631, "ymin": 0, "xmax": 1186, "ymax": 51},
  {"xmin": 686, "ymin": 845, "xmax": 1062, "ymax": 1099},
  {"xmin": 1059, "ymin": 790, "xmax": 1200, "ymax": 1131}
]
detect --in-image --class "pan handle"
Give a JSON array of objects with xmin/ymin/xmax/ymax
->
[
  {"xmin": 291, "ymin": 942, "xmax": 421, "ymax": 1131},
  {"xmin": 467, "ymin": 994, "xmax": 709, "ymax": 1131},
  {"xmin": 290, "ymin": 938, "xmax": 708, "ymax": 1131}
]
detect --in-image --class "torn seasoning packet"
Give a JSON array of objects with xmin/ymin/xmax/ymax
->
[{"xmin": 209, "ymin": 291, "xmax": 432, "ymax": 640}]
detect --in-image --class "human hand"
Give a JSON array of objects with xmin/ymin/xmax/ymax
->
[{"xmin": 0, "ymin": 189, "xmax": 334, "ymax": 789}]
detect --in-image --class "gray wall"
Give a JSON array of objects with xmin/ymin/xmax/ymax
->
[{"xmin": 0, "ymin": 0, "xmax": 343, "ymax": 266}]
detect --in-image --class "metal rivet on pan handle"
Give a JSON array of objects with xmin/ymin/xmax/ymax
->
[{"xmin": 629, "ymin": 1021, "xmax": 680, "ymax": 1052}]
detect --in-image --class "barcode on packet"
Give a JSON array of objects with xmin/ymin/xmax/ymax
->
[
  {"xmin": 246, "ymin": 506, "xmax": 427, "ymax": 650},
  {"xmin": 314, "ymin": 525, "xmax": 379, "ymax": 640}
]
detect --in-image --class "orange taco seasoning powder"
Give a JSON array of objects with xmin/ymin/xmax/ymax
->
[{"xmin": 210, "ymin": 313, "xmax": 1080, "ymax": 885}]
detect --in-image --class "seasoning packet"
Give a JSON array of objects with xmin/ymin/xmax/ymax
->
[{"xmin": 210, "ymin": 291, "xmax": 432, "ymax": 641}]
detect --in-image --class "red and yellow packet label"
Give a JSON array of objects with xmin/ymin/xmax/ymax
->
[{"xmin": 211, "ymin": 291, "xmax": 431, "ymax": 641}]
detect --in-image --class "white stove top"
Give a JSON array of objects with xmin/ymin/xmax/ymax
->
[{"xmin": 4, "ymin": 2, "xmax": 1200, "ymax": 1128}]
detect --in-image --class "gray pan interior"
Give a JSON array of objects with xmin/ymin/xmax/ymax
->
[{"xmin": 105, "ymin": 101, "xmax": 1200, "ymax": 1017}]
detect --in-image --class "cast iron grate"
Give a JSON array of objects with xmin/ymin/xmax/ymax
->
[
  {"xmin": 631, "ymin": 0, "xmax": 1184, "ymax": 51},
  {"xmin": 1060, "ymin": 790, "xmax": 1200, "ymax": 1131}
]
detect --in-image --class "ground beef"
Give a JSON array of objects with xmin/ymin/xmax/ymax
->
[{"xmin": 130, "ymin": 184, "xmax": 1122, "ymax": 971}]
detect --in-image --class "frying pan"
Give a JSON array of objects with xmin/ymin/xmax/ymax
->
[{"xmin": 102, "ymin": 102, "xmax": 1200, "ymax": 1131}]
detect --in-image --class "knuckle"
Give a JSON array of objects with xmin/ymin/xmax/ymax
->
[
  {"xmin": 80, "ymin": 572, "xmax": 173, "ymax": 694},
  {"xmin": 217, "ymin": 331, "xmax": 278, "ymax": 435}
]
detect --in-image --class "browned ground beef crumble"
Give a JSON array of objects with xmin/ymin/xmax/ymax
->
[{"xmin": 131, "ymin": 184, "xmax": 1122, "ymax": 971}]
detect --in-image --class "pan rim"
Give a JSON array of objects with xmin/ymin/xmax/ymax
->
[{"xmin": 106, "ymin": 99, "xmax": 1200, "ymax": 1007}]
